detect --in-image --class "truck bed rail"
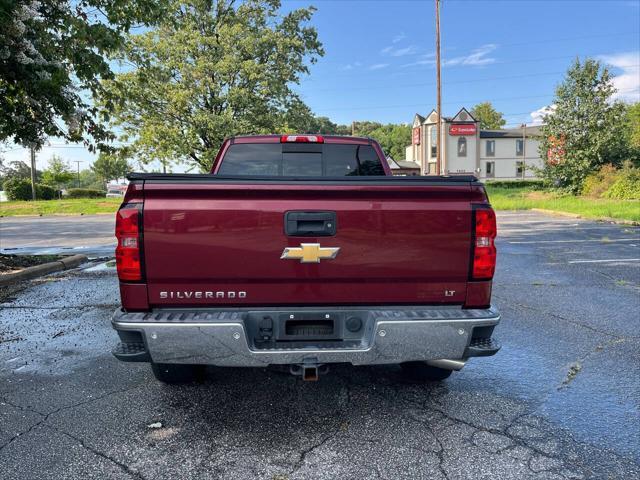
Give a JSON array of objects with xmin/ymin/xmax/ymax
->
[{"xmin": 127, "ymin": 173, "xmax": 480, "ymax": 186}]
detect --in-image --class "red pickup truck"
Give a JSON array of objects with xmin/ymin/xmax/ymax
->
[{"xmin": 111, "ymin": 135, "xmax": 500, "ymax": 383}]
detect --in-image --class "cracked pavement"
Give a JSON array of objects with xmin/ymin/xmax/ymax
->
[{"xmin": 0, "ymin": 211, "xmax": 639, "ymax": 479}]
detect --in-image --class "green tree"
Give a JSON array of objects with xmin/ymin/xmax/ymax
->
[
  {"xmin": 101, "ymin": 0, "xmax": 323, "ymax": 171},
  {"xmin": 0, "ymin": 0, "xmax": 168, "ymax": 149},
  {"xmin": 77, "ymin": 169, "xmax": 105, "ymax": 190},
  {"xmin": 91, "ymin": 152, "xmax": 132, "ymax": 184},
  {"xmin": 539, "ymin": 58, "xmax": 629, "ymax": 192},
  {"xmin": 0, "ymin": 160, "xmax": 39, "ymax": 184},
  {"xmin": 351, "ymin": 122, "xmax": 411, "ymax": 160},
  {"xmin": 624, "ymin": 102, "xmax": 640, "ymax": 154},
  {"xmin": 471, "ymin": 102, "xmax": 506, "ymax": 129},
  {"xmin": 42, "ymin": 155, "xmax": 75, "ymax": 189},
  {"xmin": 306, "ymin": 116, "xmax": 347, "ymax": 135},
  {"xmin": 352, "ymin": 121, "xmax": 383, "ymax": 137}
]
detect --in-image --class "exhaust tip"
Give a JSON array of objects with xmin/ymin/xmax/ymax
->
[{"xmin": 426, "ymin": 359, "xmax": 466, "ymax": 371}]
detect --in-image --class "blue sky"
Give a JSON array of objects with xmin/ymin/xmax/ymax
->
[
  {"xmin": 3, "ymin": 0, "xmax": 640, "ymax": 170},
  {"xmin": 293, "ymin": 0, "xmax": 640, "ymax": 125}
]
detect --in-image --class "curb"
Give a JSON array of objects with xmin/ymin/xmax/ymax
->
[
  {"xmin": 0, "ymin": 254, "xmax": 89, "ymax": 287},
  {"xmin": 530, "ymin": 208, "xmax": 639, "ymax": 226},
  {"xmin": 530, "ymin": 208, "xmax": 582, "ymax": 219}
]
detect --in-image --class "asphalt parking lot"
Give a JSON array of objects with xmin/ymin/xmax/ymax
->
[
  {"xmin": 0, "ymin": 215, "xmax": 115, "ymax": 257},
  {"xmin": 0, "ymin": 211, "xmax": 639, "ymax": 479}
]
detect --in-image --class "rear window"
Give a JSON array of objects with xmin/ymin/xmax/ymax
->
[{"xmin": 218, "ymin": 143, "xmax": 385, "ymax": 176}]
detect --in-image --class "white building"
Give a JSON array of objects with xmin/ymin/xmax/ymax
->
[{"xmin": 405, "ymin": 108, "xmax": 544, "ymax": 181}]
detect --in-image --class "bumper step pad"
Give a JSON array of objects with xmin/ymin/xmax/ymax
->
[
  {"xmin": 465, "ymin": 337, "xmax": 501, "ymax": 357},
  {"xmin": 112, "ymin": 342, "xmax": 150, "ymax": 362}
]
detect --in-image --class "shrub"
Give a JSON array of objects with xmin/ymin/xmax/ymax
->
[
  {"xmin": 37, "ymin": 184, "xmax": 56, "ymax": 200},
  {"xmin": 604, "ymin": 168, "xmax": 640, "ymax": 200},
  {"xmin": 65, "ymin": 188, "xmax": 105, "ymax": 199},
  {"xmin": 484, "ymin": 180, "xmax": 545, "ymax": 189},
  {"xmin": 3, "ymin": 178, "xmax": 55, "ymax": 201},
  {"xmin": 582, "ymin": 164, "xmax": 619, "ymax": 197}
]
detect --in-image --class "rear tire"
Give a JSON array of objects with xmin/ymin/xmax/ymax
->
[
  {"xmin": 150, "ymin": 363, "xmax": 205, "ymax": 384},
  {"xmin": 400, "ymin": 362, "xmax": 453, "ymax": 381}
]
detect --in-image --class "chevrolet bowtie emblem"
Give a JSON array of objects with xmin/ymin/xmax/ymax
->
[{"xmin": 280, "ymin": 243, "xmax": 340, "ymax": 263}]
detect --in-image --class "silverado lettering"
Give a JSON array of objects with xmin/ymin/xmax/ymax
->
[
  {"xmin": 111, "ymin": 135, "xmax": 500, "ymax": 383},
  {"xmin": 159, "ymin": 291, "xmax": 248, "ymax": 299}
]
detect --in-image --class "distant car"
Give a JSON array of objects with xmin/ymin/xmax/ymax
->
[{"xmin": 106, "ymin": 186, "xmax": 126, "ymax": 198}]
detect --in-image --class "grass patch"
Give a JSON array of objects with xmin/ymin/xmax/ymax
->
[
  {"xmin": 1, "ymin": 186, "xmax": 637, "ymax": 223},
  {"xmin": 486, "ymin": 186, "xmax": 640, "ymax": 223},
  {"xmin": 0, "ymin": 198, "xmax": 121, "ymax": 216}
]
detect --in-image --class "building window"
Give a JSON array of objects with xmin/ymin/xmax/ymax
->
[
  {"xmin": 430, "ymin": 127, "xmax": 437, "ymax": 158},
  {"xmin": 516, "ymin": 161, "xmax": 525, "ymax": 178},
  {"xmin": 457, "ymin": 137, "xmax": 467, "ymax": 157},
  {"xmin": 486, "ymin": 161, "xmax": 495, "ymax": 178},
  {"xmin": 516, "ymin": 139, "xmax": 524, "ymax": 156},
  {"xmin": 486, "ymin": 140, "xmax": 495, "ymax": 157}
]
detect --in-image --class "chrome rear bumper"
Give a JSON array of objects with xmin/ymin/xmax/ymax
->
[{"xmin": 111, "ymin": 306, "xmax": 500, "ymax": 368}]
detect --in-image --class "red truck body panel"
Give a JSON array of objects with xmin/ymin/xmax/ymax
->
[
  {"xmin": 140, "ymin": 183, "xmax": 483, "ymax": 307},
  {"xmin": 117, "ymin": 136, "xmax": 494, "ymax": 312}
]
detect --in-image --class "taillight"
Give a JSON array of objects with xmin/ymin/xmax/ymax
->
[
  {"xmin": 115, "ymin": 204, "xmax": 142, "ymax": 281},
  {"xmin": 280, "ymin": 135, "xmax": 324, "ymax": 143},
  {"xmin": 471, "ymin": 208, "xmax": 497, "ymax": 280}
]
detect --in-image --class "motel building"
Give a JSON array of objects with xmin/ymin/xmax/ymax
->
[{"xmin": 404, "ymin": 108, "xmax": 544, "ymax": 181}]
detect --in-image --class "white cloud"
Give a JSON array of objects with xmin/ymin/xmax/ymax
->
[
  {"xmin": 392, "ymin": 33, "xmax": 406, "ymax": 44},
  {"xmin": 391, "ymin": 45, "xmax": 418, "ymax": 57},
  {"xmin": 529, "ymin": 105, "xmax": 556, "ymax": 125},
  {"xmin": 598, "ymin": 51, "xmax": 640, "ymax": 102},
  {"xmin": 401, "ymin": 53, "xmax": 436, "ymax": 68},
  {"xmin": 340, "ymin": 61, "xmax": 362, "ymax": 71},
  {"xmin": 380, "ymin": 45, "xmax": 419, "ymax": 57},
  {"xmin": 443, "ymin": 44, "xmax": 498, "ymax": 67},
  {"xmin": 369, "ymin": 63, "xmax": 390, "ymax": 71}
]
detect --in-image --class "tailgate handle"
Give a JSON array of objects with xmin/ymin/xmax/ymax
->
[{"xmin": 285, "ymin": 211, "xmax": 337, "ymax": 237}]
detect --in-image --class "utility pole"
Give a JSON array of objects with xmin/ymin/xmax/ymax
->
[
  {"xmin": 351, "ymin": 121, "xmax": 355, "ymax": 136},
  {"xmin": 521, "ymin": 123, "xmax": 527, "ymax": 179},
  {"xmin": 435, "ymin": 0, "xmax": 442, "ymax": 175},
  {"xmin": 29, "ymin": 145, "xmax": 37, "ymax": 201},
  {"xmin": 74, "ymin": 161, "xmax": 82, "ymax": 187}
]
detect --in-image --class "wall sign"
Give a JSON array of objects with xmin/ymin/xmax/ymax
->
[
  {"xmin": 449, "ymin": 124, "xmax": 476, "ymax": 136},
  {"xmin": 412, "ymin": 127, "xmax": 421, "ymax": 145}
]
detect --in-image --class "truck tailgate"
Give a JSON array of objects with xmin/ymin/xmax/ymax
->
[{"xmin": 141, "ymin": 181, "xmax": 480, "ymax": 306}]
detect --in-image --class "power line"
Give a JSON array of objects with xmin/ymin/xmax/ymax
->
[
  {"xmin": 305, "ymin": 32, "xmax": 639, "ymax": 80},
  {"xmin": 302, "ymin": 64, "xmax": 640, "ymax": 93},
  {"xmin": 313, "ymin": 87, "xmax": 639, "ymax": 113},
  {"xmin": 3, "ymin": 143, "xmax": 132, "ymax": 151},
  {"xmin": 300, "ymin": 53, "xmax": 639, "ymax": 86}
]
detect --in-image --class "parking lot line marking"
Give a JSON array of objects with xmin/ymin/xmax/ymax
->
[
  {"xmin": 509, "ymin": 239, "xmax": 639, "ymax": 244},
  {"xmin": 567, "ymin": 258, "xmax": 640, "ymax": 264},
  {"xmin": 499, "ymin": 227, "xmax": 627, "ymax": 234}
]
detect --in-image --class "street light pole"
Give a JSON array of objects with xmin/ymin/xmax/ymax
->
[
  {"xmin": 29, "ymin": 145, "xmax": 37, "ymax": 201},
  {"xmin": 521, "ymin": 123, "xmax": 527, "ymax": 179},
  {"xmin": 74, "ymin": 161, "xmax": 82, "ymax": 187},
  {"xmin": 435, "ymin": 0, "xmax": 442, "ymax": 175}
]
